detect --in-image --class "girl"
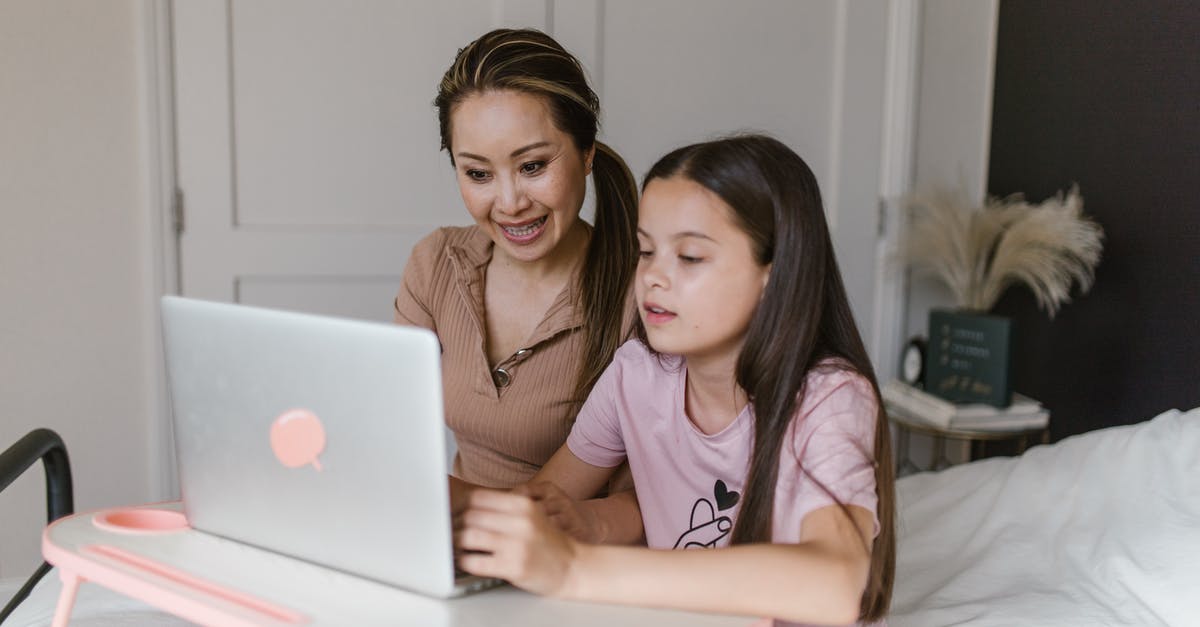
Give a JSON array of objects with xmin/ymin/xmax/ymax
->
[{"xmin": 457, "ymin": 134, "xmax": 895, "ymax": 626}]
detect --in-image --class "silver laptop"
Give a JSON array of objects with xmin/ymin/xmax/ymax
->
[{"xmin": 160, "ymin": 296, "xmax": 500, "ymax": 597}]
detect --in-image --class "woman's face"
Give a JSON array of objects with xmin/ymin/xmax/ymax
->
[
  {"xmin": 635, "ymin": 175, "xmax": 771, "ymax": 363},
  {"xmin": 449, "ymin": 90, "xmax": 593, "ymax": 265}
]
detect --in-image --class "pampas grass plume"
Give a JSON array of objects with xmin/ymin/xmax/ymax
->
[{"xmin": 902, "ymin": 185, "xmax": 1104, "ymax": 316}]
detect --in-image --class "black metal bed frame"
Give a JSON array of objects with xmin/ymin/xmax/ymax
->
[{"xmin": 0, "ymin": 429, "xmax": 74, "ymax": 624}]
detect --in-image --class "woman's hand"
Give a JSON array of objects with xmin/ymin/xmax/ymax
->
[
  {"xmin": 457, "ymin": 489, "xmax": 584, "ymax": 597},
  {"xmin": 516, "ymin": 481, "xmax": 606, "ymax": 544},
  {"xmin": 448, "ymin": 475, "xmax": 474, "ymax": 518}
]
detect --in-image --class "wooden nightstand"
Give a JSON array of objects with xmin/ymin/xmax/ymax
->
[{"xmin": 888, "ymin": 404, "xmax": 1049, "ymax": 476}]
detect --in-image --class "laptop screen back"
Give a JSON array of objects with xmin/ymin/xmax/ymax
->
[{"xmin": 160, "ymin": 296, "xmax": 457, "ymax": 597}]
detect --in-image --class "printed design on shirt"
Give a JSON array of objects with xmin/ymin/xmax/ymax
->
[{"xmin": 673, "ymin": 479, "xmax": 741, "ymax": 549}]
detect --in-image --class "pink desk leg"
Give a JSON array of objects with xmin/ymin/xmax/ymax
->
[{"xmin": 51, "ymin": 570, "xmax": 81, "ymax": 627}]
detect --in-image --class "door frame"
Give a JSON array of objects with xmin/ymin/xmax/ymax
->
[
  {"xmin": 139, "ymin": 0, "xmax": 180, "ymax": 499},
  {"xmin": 872, "ymin": 0, "xmax": 922, "ymax": 385}
]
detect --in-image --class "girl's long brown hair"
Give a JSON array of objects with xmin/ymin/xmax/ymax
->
[
  {"xmin": 435, "ymin": 29, "xmax": 638, "ymax": 403},
  {"xmin": 638, "ymin": 134, "xmax": 895, "ymax": 621}
]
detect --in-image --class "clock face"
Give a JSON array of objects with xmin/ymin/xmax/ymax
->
[{"xmin": 901, "ymin": 341, "xmax": 925, "ymax": 384}]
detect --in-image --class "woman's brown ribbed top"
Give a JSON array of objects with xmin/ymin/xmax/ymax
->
[{"xmin": 394, "ymin": 225, "xmax": 599, "ymax": 488}]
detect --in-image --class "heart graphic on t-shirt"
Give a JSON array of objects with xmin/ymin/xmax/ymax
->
[{"xmin": 714, "ymin": 479, "xmax": 740, "ymax": 511}]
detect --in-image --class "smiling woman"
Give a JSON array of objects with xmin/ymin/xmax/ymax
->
[{"xmin": 392, "ymin": 29, "xmax": 639, "ymax": 495}]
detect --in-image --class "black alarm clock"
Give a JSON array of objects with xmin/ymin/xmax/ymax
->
[{"xmin": 900, "ymin": 336, "xmax": 927, "ymax": 387}]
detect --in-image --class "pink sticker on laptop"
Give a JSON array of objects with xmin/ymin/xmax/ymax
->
[{"xmin": 270, "ymin": 409, "xmax": 326, "ymax": 471}]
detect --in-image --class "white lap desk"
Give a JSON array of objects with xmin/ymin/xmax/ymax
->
[{"xmin": 43, "ymin": 502, "xmax": 756, "ymax": 627}]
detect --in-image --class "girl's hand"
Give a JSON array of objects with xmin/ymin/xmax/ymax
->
[
  {"xmin": 516, "ymin": 481, "xmax": 605, "ymax": 544},
  {"xmin": 457, "ymin": 489, "xmax": 583, "ymax": 597}
]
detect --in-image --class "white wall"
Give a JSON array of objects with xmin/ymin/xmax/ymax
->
[{"xmin": 0, "ymin": 1, "xmax": 162, "ymax": 578}]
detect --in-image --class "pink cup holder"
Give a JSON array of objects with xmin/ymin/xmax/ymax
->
[{"xmin": 92, "ymin": 508, "xmax": 190, "ymax": 534}]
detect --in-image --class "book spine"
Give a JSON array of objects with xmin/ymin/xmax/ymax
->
[
  {"xmin": 883, "ymin": 382, "xmax": 954, "ymax": 427},
  {"xmin": 950, "ymin": 410, "xmax": 1049, "ymax": 430}
]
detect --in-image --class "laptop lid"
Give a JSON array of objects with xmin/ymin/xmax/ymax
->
[{"xmin": 160, "ymin": 296, "xmax": 458, "ymax": 597}]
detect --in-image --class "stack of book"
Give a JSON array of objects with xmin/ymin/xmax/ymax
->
[{"xmin": 882, "ymin": 380, "xmax": 1049, "ymax": 430}]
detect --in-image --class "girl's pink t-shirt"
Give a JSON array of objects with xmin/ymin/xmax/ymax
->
[{"xmin": 567, "ymin": 339, "xmax": 880, "ymax": 550}]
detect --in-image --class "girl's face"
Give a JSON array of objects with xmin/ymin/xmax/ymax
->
[
  {"xmin": 449, "ymin": 90, "xmax": 594, "ymax": 265},
  {"xmin": 636, "ymin": 176, "xmax": 771, "ymax": 362}
]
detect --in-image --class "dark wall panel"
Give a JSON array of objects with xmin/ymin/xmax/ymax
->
[{"xmin": 988, "ymin": 1, "xmax": 1200, "ymax": 439}]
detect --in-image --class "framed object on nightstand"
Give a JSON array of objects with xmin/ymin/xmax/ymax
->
[{"xmin": 925, "ymin": 309, "xmax": 1012, "ymax": 407}]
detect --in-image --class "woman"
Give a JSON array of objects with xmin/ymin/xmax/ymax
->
[{"xmin": 394, "ymin": 29, "xmax": 638, "ymax": 499}]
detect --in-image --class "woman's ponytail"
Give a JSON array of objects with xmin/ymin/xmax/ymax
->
[{"xmin": 574, "ymin": 141, "xmax": 639, "ymax": 401}]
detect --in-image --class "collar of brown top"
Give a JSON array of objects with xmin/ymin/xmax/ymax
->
[{"xmin": 445, "ymin": 225, "xmax": 588, "ymax": 349}]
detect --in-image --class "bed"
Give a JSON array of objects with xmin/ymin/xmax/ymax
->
[
  {"xmin": 4, "ymin": 407, "xmax": 1197, "ymax": 626},
  {"xmin": 889, "ymin": 406, "xmax": 1199, "ymax": 626}
]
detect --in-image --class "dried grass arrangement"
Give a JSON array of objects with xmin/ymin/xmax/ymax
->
[{"xmin": 901, "ymin": 185, "xmax": 1104, "ymax": 316}]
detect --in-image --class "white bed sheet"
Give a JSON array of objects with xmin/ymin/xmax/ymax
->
[{"xmin": 890, "ymin": 407, "xmax": 1200, "ymax": 626}]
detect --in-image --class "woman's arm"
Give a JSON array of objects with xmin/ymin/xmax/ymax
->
[
  {"xmin": 451, "ymin": 444, "xmax": 643, "ymax": 544},
  {"xmin": 459, "ymin": 490, "xmax": 872, "ymax": 625},
  {"xmin": 448, "ymin": 475, "xmax": 478, "ymax": 517},
  {"xmin": 525, "ymin": 444, "xmax": 643, "ymax": 545},
  {"xmin": 519, "ymin": 481, "xmax": 644, "ymax": 545},
  {"xmin": 393, "ymin": 229, "xmax": 446, "ymax": 331},
  {"xmin": 449, "ymin": 443, "xmax": 614, "ymax": 512}
]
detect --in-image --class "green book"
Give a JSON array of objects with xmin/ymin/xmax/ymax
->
[{"xmin": 925, "ymin": 309, "xmax": 1012, "ymax": 407}]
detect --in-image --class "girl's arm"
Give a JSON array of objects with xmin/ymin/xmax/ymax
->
[
  {"xmin": 459, "ymin": 490, "xmax": 873, "ymax": 625},
  {"xmin": 526, "ymin": 444, "xmax": 644, "ymax": 545}
]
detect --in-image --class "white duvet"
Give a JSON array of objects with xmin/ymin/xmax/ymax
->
[
  {"xmin": 890, "ymin": 407, "xmax": 1200, "ymax": 626},
  {"xmin": 4, "ymin": 409, "xmax": 1198, "ymax": 626}
]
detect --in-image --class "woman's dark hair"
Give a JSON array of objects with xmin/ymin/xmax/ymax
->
[
  {"xmin": 435, "ymin": 28, "xmax": 638, "ymax": 402},
  {"xmin": 638, "ymin": 134, "xmax": 895, "ymax": 621}
]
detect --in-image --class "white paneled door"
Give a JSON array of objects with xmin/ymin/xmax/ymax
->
[{"xmin": 173, "ymin": 0, "xmax": 898, "ymax": 357}]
